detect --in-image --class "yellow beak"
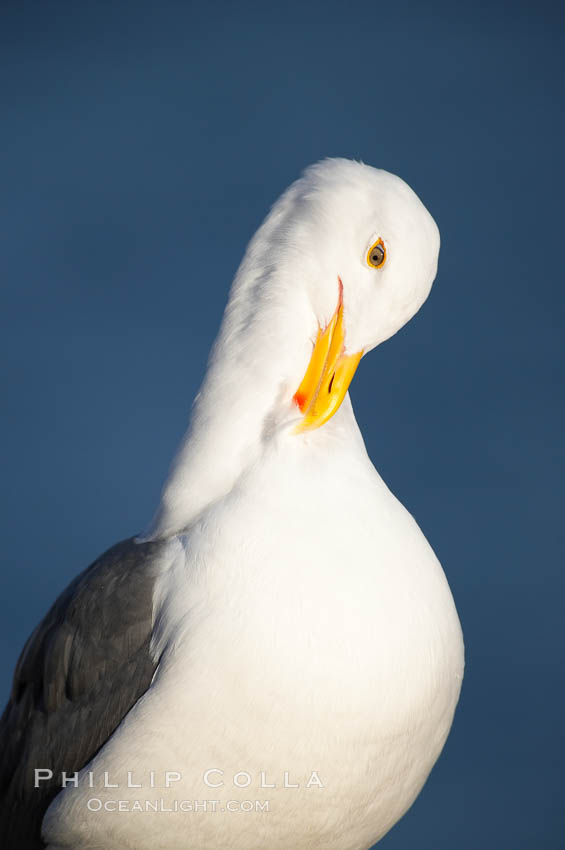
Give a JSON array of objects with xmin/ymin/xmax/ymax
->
[{"xmin": 293, "ymin": 283, "xmax": 363, "ymax": 432}]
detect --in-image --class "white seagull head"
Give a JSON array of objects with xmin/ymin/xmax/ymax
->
[
  {"xmin": 248, "ymin": 158, "xmax": 439, "ymax": 354},
  {"xmin": 229, "ymin": 157, "xmax": 440, "ymax": 432}
]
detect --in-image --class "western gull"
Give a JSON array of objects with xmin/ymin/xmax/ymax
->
[{"xmin": 0, "ymin": 158, "xmax": 464, "ymax": 849}]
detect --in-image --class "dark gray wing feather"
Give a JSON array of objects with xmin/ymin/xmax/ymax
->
[{"xmin": 0, "ymin": 537, "xmax": 164, "ymax": 849}]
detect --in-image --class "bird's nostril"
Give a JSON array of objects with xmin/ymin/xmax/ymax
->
[{"xmin": 328, "ymin": 373, "xmax": 335, "ymax": 393}]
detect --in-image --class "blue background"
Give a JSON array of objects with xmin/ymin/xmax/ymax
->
[{"xmin": 2, "ymin": 1, "xmax": 564, "ymax": 846}]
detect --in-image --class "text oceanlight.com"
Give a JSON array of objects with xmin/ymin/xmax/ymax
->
[{"xmin": 85, "ymin": 799, "xmax": 270, "ymax": 813}]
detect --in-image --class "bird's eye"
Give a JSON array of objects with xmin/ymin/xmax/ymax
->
[{"xmin": 366, "ymin": 238, "xmax": 386, "ymax": 269}]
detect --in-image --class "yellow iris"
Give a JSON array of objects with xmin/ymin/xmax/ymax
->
[{"xmin": 366, "ymin": 238, "xmax": 386, "ymax": 269}]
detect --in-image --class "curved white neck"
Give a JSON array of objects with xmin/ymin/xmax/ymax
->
[
  {"xmin": 142, "ymin": 270, "xmax": 314, "ymax": 540},
  {"xmin": 142, "ymin": 186, "xmax": 365, "ymax": 541}
]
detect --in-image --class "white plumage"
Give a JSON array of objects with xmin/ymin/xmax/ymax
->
[{"xmin": 43, "ymin": 158, "xmax": 463, "ymax": 849}]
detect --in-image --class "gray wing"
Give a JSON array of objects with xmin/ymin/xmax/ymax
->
[{"xmin": 0, "ymin": 537, "xmax": 164, "ymax": 850}]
